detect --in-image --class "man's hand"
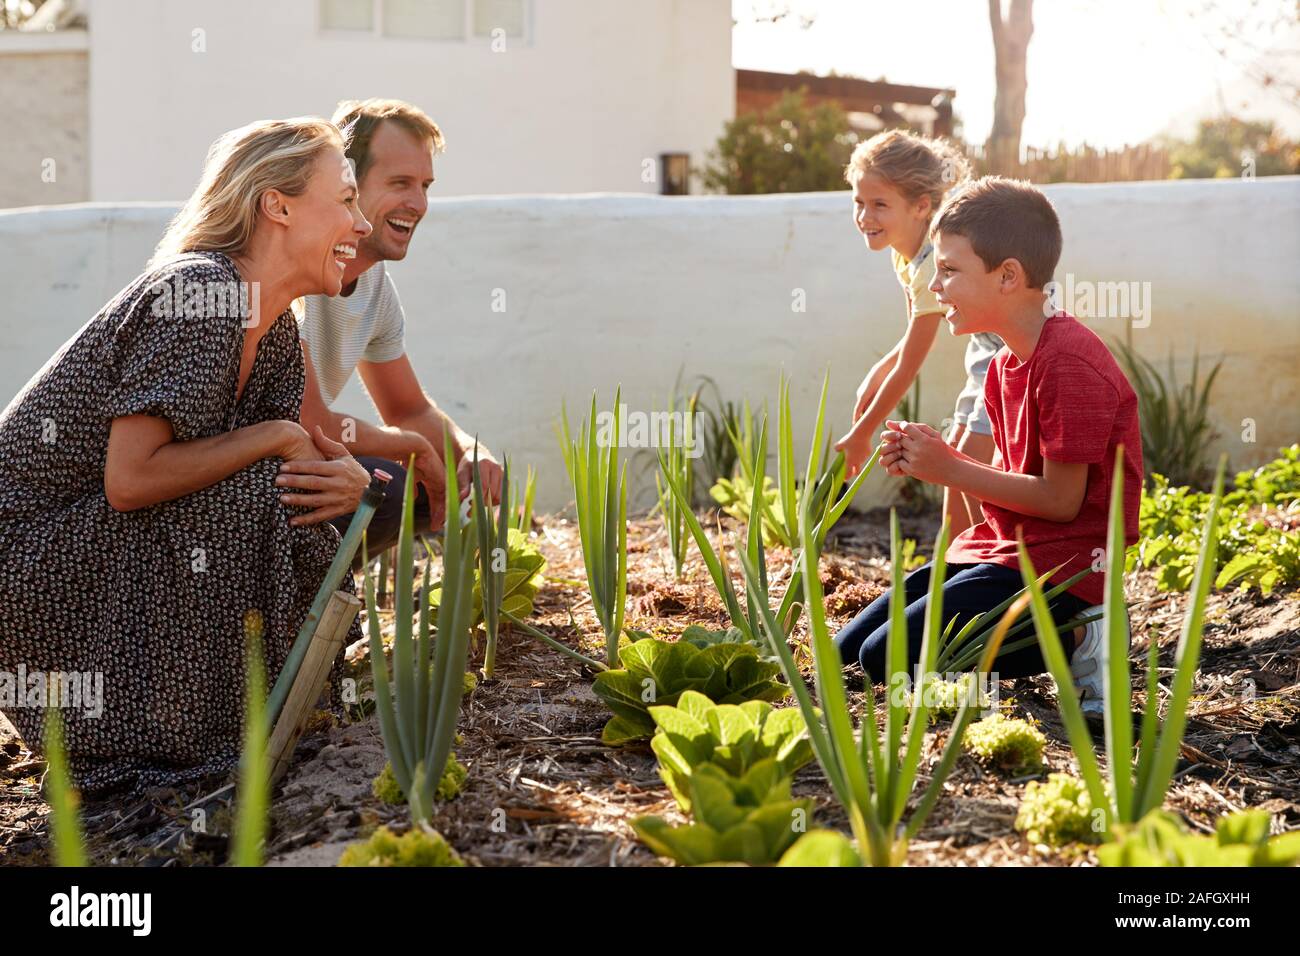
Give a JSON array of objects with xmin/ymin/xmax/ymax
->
[
  {"xmin": 457, "ymin": 448, "xmax": 505, "ymax": 505},
  {"xmin": 880, "ymin": 420, "xmax": 954, "ymax": 485},
  {"xmin": 276, "ymin": 425, "xmax": 371, "ymax": 527},
  {"xmin": 833, "ymin": 420, "xmax": 878, "ymax": 479},
  {"xmin": 403, "ymin": 432, "xmax": 449, "ymax": 533}
]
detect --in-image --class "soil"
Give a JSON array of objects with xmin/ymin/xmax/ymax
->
[{"xmin": 2, "ymin": 506, "xmax": 1297, "ymax": 867}]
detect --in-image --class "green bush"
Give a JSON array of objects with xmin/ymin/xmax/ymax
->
[
  {"xmin": 338, "ymin": 825, "xmax": 464, "ymax": 867},
  {"xmin": 1015, "ymin": 773, "xmax": 1099, "ymax": 847},
  {"xmin": 962, "ymin": 713, "xmax": 1046, "ymax": 773}
]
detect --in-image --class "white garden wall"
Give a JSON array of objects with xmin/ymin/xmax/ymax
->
[{"xmin": 1, "ymin": 177, "xmax": 1297, "ymax": 513}]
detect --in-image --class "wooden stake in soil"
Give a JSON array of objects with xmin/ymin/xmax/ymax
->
[{"xmin": 267, "ymin": 589, "xmax": 361, "ymax": 786}]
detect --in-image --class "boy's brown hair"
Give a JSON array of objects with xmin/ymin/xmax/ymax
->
[
  {"xmin": 931, "ymin": 176, "xmax": 1062, "ymax": 289},
  {"xmin": 331, "ymin": 98, "xmax": 445, "ymax": 182}
]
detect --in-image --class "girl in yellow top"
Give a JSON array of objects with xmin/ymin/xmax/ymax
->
[{"xmin": 834, "ymin": 129, "xmax": 1002, "ymax": 536}]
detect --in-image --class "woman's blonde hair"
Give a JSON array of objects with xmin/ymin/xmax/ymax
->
[
  {"xmin": 844, "ymin": 129, "xmax": 970, "ymax": 214},
  {"xmin": 149, "ymin": 117, "xmax": 347, "ymax": 269}
]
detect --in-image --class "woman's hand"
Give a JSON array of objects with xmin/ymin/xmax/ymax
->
[
  {"xmin": 852, "ymin": 376, "xmax": 879, "ymax": 425},
  {"xmin": 275, "ymin": 424, "xmax": 370, "ymax": 526}
]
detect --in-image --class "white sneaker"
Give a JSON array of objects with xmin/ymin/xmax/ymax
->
[{"xmin": 1069, "ymin": 605, "xmax": 1130, "ymax": 715}]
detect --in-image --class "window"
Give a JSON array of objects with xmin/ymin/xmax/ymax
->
[{"xmin": 321, "ymin": 0, "xmax": 528, "ymax": 41}]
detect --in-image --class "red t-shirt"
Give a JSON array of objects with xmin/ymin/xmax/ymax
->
[{"xmin": 945, "ymin": 313, "xmax": 1143, "ymax": 606}]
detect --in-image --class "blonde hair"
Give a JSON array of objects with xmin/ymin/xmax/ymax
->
[
  {"xmin": 149, "ymin": 117, "xmax": 347, "ymax": 269},
  {"xmin": 844, "ymin": 129, "xmax": 970, "ymax": 214},
  {"xmin": 331, "ymin": 98, "xmax": 445, "ymax": 183}
]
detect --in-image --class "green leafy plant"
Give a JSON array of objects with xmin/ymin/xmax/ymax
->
[
  {"xmin": 1022, "ymin": 447, "xmax": 1227, "ymax": 839},
  {"xmin": 560, "ymin": 391, "xmax": 629, "ymax": 668},
  {"xmin": 373, "ymin": 754, "xmax": 466, "ymax": 804},
  {"xmin": 778, "ymin": 829, "xmax": 863, "ymax": 866},
  {"xmin": 903, "ymin": 672, "xmax": 990, "ymax": 722},
  {"xmin": 632, "ymin": 760, "xmax": 813, "ymax": 866},
  {"xmin": 668, "ymin": 377, "xmax": 880, "ymax": 647},
  {"xmin": 592, "ymin": 638, "xmax": 788, "ymax": 745},
  {"xmin": 1130, "ymin": 447, "xmax": 1300, "ymax": 595},
  {"xmin": 338, "ymin": 824, "xmax": 464, "ymax": 867},
  {"xmin": 469, "ymin": 448, "xmax": 510, "ymax": 680},
  {"xmin": 364, "ymin": 435, "xmax": 475, "ymax": 825},
  {"xmin": 675, "ymin": 623, "xmax": 775, "ymax": 662},
  {"xmin": 1015, "ymin": 773, "xmax": 1099, "ymax": 847},
  {"xmin": 1099, "ymin": 809, "xmax": 1300, "ymax": 867},
  {"xmin": 654, "ymin": 388, "xmax": 697, "ymax": 578},
  {"xmin": 692, "ymin": 377, "xmax": 753, "ymax": 495},
  {"xmin": 962, "ymin": 713, "xmax": 1046, "ymax": 774},
  {"xmin": 647, "ymin": 689, "xmax": 813, "ymax": 813},
  {"xmin": 739, "ymin": 506, "xmax": 1020, "ymax": 866},
  {"xmin": 1113, "ymin": 340, "xmax": 1222, "ymax": 489}
]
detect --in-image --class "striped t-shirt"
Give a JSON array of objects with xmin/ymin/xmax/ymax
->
[{"xmin": 298, "ymin": 263, "xmax": 406, "ymax": 406}]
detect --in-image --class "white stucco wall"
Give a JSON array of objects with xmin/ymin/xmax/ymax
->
[
  {"xmin": 2, "ymin": 178, "xmax": 1297, "ymax": 513},
  {"xmin": 85, "ymin": 0, "xmax": 734, "ymax": 201}
]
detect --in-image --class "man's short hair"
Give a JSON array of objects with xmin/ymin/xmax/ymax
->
[
  {"xmin": 331, "ymin": 98, "xmax": 445, "ymax": 182},
  {"xmin": 931, "ymin": 176, "xmax": 1062, "ymax": 289}
]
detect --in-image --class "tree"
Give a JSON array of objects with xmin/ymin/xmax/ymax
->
[
  {"xmin": 699, "ymin": 89, "xmax": 860, "ymax": 195},
  {"xmin": 986, "ymin": 0, "xmax": 1034, "ymax": 175}
]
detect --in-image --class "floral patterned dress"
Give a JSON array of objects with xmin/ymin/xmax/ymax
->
[{"xmin": 0, "ymin": 251, "xmax": 358, "ymax": 795}]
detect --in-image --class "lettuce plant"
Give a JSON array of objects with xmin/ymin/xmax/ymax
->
[
  {"xmin": 1099, "ymin": 809, "xmax": 1300, "ymax": 867},
  {"xmin": 592, "ymin": 637, "xmax": 787, "ymax": 745},
  {"xmin": 364, "ymin": 434, "xmax": 475, "ymax": 825},
  {"xmin": 560, "ymin": 391, "xmax": 628, "ymax": 667},
  {"xmin": 1015, "ymin": 773, "xmax": 1098, "ymax": 847},
  {"xmin": 777, "ymin": 829, "xmax": 863, "ymax": 866},
  {"xmin": 632, "ymin": 760, "xmax": 813, "ymax": 866},
  {"xmin": 338, "ymin": 824, "xmax": 464, "ymax": 867},
  {"xmin": 647, "ymin": 689, "xmax": 812, "ymax": 812},
  {"xmin": 962, "ymin": 713, "xmax": 1046, "ymax": 774},
  {"xmin": 1021, "ymin": 448, "xmax": 1226, "ymax": 838}
]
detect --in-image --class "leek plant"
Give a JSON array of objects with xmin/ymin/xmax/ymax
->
[
  {"xmin": 1019, "ymin": 448, "xmax": 1227, "ymax": 837},
  {"xmin": 231, "ymin": 609, "xmax": 269, "ymax": 866},
  {"xmin": 41, "ymin": 707, "xmax": 86, "ymax": 867},
  {"xmin": 510, "ymin": 464, "xmax": 536, "ymax": 535},
  {"xmin": 739, "ymin": 508, "xmax": 1018, "ymax": 866},
  {"xmin": 559, "ymin": 391, "xmax": 629, "ymax": 668},
  {"xmin": 654, "ymin": 388, "xmax": 697, "ymax": 578},
  {"xmin": 663, "ymin": 397, "xmax": 879, "ymax": 646},
  {"xmin": 469, "ymin": 446, "xmax": 510, "ymax": 680},
  {"xmin": 365, "ymin": 434, "xmax": 476, "ymax": 825}
]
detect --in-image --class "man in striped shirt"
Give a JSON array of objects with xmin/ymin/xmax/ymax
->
[{"xmin": 293, "ymin": 99, "xmax": 503, "ymax": 551}]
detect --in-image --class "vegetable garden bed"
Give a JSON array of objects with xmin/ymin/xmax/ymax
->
[{"xmin": 2, "ymin": 502, "xmax": 1296, "ymax": 867}]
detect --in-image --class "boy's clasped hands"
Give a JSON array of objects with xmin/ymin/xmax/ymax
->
[{"xmin": 878, "ymin": 419, "xmax": 954, "ymax": 483}]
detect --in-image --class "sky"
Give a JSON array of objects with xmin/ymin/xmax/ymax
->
[{"xmin": 731, "ymin": 0, "xmax": 1300, "ymax": 150}]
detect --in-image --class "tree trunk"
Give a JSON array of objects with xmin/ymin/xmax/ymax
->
[{"xmin": 987, "ymin": 0, "xmax": 1034, "ymax": 176}]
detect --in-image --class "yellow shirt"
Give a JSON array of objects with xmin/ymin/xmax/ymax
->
[{"xmin": 891, "ymin": 243, "xmax": 944, "ymax": 320}]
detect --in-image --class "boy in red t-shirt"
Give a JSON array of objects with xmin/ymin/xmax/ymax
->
[{"xmin": 833, "ymin": 176, "xmax": 1143, "ymax": 714}]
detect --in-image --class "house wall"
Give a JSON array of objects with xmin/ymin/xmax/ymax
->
[
  {"xmin": 84, "ymin": 0, "xmax": 734, "ymax": 201},
  {"xmin": 0, "ymin": 31, "xmax": 90, "ymax": 208},
  {"xmin": 1, "ymin": 178, "xmax": 1296, "ymax": 514}
]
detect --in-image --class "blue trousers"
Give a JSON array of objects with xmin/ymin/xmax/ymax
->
[{"xmin": 833, "ymin": 562, "xmax": 1089, "ymax": 683}]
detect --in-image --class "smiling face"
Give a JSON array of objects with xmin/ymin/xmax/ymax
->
[
  {"xmin": 928, "ymin": 230, "xmax": 1005, "ymax": 336},
  {"xmin": 282, "ymin": 146, "xmax": 373, "ymax": 296},
  {"xmin": 852, "ymin": 172, "xmax": 932, "ymax": 254},
  {"xmin": 355, "ymin": 120, "xmax": 435, "ymax": 265}
]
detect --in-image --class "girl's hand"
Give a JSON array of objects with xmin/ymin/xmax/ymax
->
[
  {"xmin": 276, "ymin": 425, "xmax": 371, "ymax": 526},
  {"xmin": 833, "ymin": 421, "xmax": 877, "ymax": 479},
  {"xmin": 852, "ymin": 375, "xmax": 881, "ymax": 425}
]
